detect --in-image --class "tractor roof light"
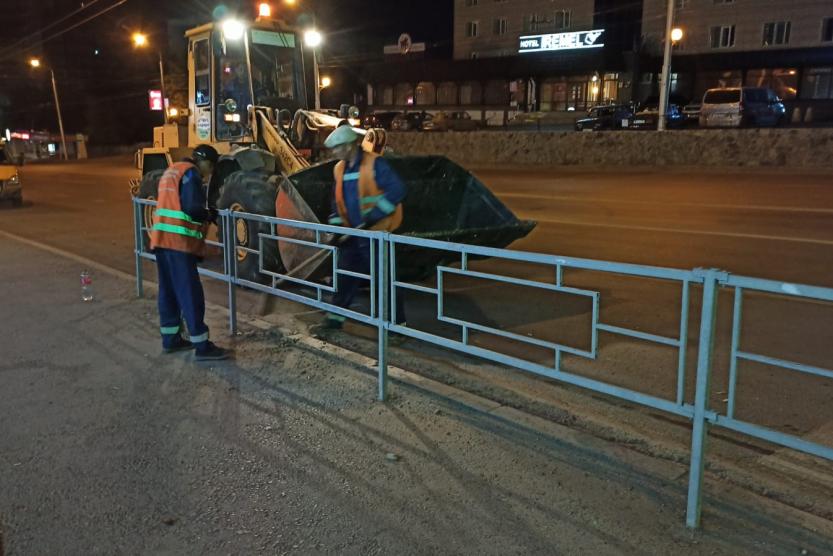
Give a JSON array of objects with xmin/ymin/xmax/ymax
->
[
  {"xmin": 222, "ymin": 19, "xmax": 246, "ymax": 41},
  {"xmin": 304, "ymin": 29, "xmax": 322, "ymax": 48},
  {"xmin": 258, "ymin": 3, "xmax": 272, "ymax": 18}
]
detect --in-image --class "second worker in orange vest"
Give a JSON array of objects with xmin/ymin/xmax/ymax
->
[{"xmin": 311, "ymin": 126, "xmax": 407, "ymax": 334}]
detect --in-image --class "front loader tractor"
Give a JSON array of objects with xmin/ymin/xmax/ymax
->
[{"xmin": 133, "ymin": 15, "xmax": 535, "ymax": 283}]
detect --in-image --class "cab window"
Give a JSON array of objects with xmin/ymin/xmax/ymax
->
[{"xmin": 194, "ymin": 39, "xmax": 210, "ymax": 107}]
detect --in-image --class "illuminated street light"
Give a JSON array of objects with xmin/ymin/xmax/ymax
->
[
  {"xmin": 304, "ymin": 29, "xmax": 322, "ymax": 48},
  {"xmin": 320, "ymin": 76, "xmax": 331, "ymax": 89},
  {"xmin": 168, "ymin": 107, "xmax": 179, "ymax": 118},
  {"xmin": 132, "ymin": 32, "xmax": 148, "ymax": 47},
  {"xmin": 671, "ymin": 28, "xmax": 684, "ymax": 43},
  {"xmin": 222, "ymin": 19, "xmax": 246, "ymax": 41},
  {"xmin": 27, "ymin": 59, "xmax": 68, "ymax": 160},
  {"xmin": 284, "ymin": 0, "xmax": 296, "ymax": 5}
]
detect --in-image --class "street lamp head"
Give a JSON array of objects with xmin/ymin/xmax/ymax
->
[
  {"xmin": 29, "ymin": 58, "xmax": 41, "ymax": 68},
  {"xmin": 222, "ymin": 19, "xmax": 246, "ymax": 41},
  {"xmin": 132, "ymin": 32, "xmax": 148, "ymax": 47},
  {"xmin": 304, "ymin": 29, "xmax": 322, "ymax": 48},
  {"xmin": 320, "ymin": 76, "xmax": 332, "ymax": 88},
  {"xmin": 671, "ymin": 28, "xmax": 684, "ymax": 43}
]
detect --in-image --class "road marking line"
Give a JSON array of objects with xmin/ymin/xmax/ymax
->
[
  {"xmin": 496, "ymin": 193, "xmax": 833, "ymax": 215},
  {"xmin": 530, "ymin": 218, "xmax": 833, "ymax": 246}
]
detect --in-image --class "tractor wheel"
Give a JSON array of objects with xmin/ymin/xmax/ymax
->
[
  {"xmin": 138, "ymin": 170, "xmax": 164, "ymax": 249},
  {"xmin": 217, "ymin": 171, "xmax": 284, "ymax": 283}
]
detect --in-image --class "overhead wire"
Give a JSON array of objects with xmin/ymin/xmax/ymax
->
[
  {"xmin": 0, "ymin": 0, "xmax": 130, "ymax": 63},
  {"xmin": 0, "ymin": 0, "xmax": 106, "ymax": 60}
]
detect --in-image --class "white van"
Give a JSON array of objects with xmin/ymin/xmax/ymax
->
[{"xmin": 699, "ymin": 87, "xmax": 786, "ymax": 128}]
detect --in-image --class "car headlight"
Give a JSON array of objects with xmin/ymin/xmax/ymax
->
[{"xmin": 8, "ymin": 173, "xmax": 19, "ymax": 185}]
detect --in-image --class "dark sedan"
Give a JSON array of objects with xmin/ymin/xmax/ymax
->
[
  {"xmin": 626, "ymin": 103, "xmax": 685, "ymax": 130},
  {"xmin": 391, "ymin": 112, "xmax": 429, "ymax": 131},
  {"xmin": 575, "ymin": 104, "xmax": 634, "ymax": 131}
]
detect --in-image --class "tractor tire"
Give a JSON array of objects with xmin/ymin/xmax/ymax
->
[
  {"xmin": 217, "ymin": 171, "xmax": 283, "ymax": 284},
  {"xmin": 138, "ymin": 170, "xmax": 164, "ymax": 249}
]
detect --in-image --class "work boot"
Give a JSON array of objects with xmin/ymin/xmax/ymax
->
[
  {"xmin": 194, "ymin": 341, "xmax": 232, "ymax": 361},
  {"xmin": 310, "ymin": 316, "xmax": 344, "ymax": 338},
  {"xmin": 163, "ymin": 336, "xmax": 194, "ymax": 353}
]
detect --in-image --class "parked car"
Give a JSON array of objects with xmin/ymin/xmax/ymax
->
[
  {"xmin": 626, "ymin": 96, "xmax": 686, "ymax": 129},
  {"xmin": 421, "ymin": 111, "xmax": 480, "ymax": 132},
  {"xmin": 0, "ymin": 147, "xmax": 22, "ymax": 207},
  {"xmin": 699, "ymin": 87, "xmax": 785, "ymax": 128},
  {"xmin": 574, "ymin": 104, "xmax": 634, "ymax": 131},
  {"xmin": 361, "ymin": 111, "xmax": 401, "ymax": 130},
  {"xmin": 391, "ymin": 111, "xmax": 429, "ymax": 131},
  {"xmin": 682, "ymin": 103, "xmax": 701, "ymax": 126}
]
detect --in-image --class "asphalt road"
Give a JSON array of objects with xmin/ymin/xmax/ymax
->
[{"xmin": 3, "ymin": 155, "xmax": 833, "ymax": 437}]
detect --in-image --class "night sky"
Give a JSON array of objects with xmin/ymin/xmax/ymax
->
[{"xmin": 0, "ymin": 0, "xmax": 453, "ymax": 142}]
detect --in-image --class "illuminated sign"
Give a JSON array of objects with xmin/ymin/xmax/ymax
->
[
  {"xmin": 148, "ymin": 90, "xmax": 163, "ymax": 111},
  {"xmin": 519, "ymin": 29, "xmax": 605, "ymax": 53}
]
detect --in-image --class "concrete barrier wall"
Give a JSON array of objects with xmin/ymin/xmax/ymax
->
[{"xmin": 387, "ymin": 128, "xmax": 833, "ymax": 168}]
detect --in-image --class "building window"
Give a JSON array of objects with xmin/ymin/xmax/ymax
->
[
  {"xmin": 822, "ymin": 17, "xmax": 833, "ymax": 42},
  {"xmin": 464, "ymin": 0, "xmax": 478, "ymax": 6},
  {"xmin": 465, "ymin": 21, "xmax": 479, "ymax": 38},
  {"xmin": 554, "ymin": 10, "xmax": 571, "ymax": 31},
  {"xmin": 437, "ymin": 82, "xmax": 458, "ymax": 105},
  {"xmin": 763, "ymin": 21, "xmax": 790, "ymax": 46},
  {"xmin": 801, "ymin": 67, "xmax": 833, "ymax": 99},
  {"xmin": 526, "ymin": 14, "xmax": 545, "ymax": 33},
  {"xmin": 493, "ymin": 18, "xmax": 508, "ymax": 35},
  {"xmin": 394, "ymin": 83, "xmax": 414, "ymax": 106},
  {"xmin": 746, "ymin": 68, "xmax": 798, "ymax": 99},
  {"xmin": 470, "ymin": 51, "xmax": 479, "ymax": 59},
  {"xmin": 460, "ymin": 81, "xmax": 483, "ymax": 105},
  {"xmin": 415, "ymin": 82, "xmax": 436, "ymax": 105},
  {"xmin": 381, "ymin": 86, "xmax": 394, "ymax": 106},
  {"xmin": 710, "ymin": 25, "xmax": 736, "ymax": 48}
]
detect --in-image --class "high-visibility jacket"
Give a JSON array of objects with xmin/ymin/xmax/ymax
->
[
  {"xmin": 149, "ymin": 162, "xmax": 208, "ymax": 256},
  {"xmin": 333, "ymin": 152, "xmax": 403, "ymax": 232}
]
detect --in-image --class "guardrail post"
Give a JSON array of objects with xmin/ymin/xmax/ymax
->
[
  {"xmin": 132, "ymin": 198, "xmax": 144, "ymax": 299},
  {"xmin": 377, "ymin": 234, "xmax": 390, "ymax": 401},
  {"xmin": 224, "ymin": 211, "xmax": 238, "ymax": 335},
  {"xmin": 686, "ymin": 268, "xmax": 724, "ymax": 528}
]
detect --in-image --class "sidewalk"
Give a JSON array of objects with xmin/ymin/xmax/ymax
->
[{"xmin": 1, "ymin": 236, "xmax": 832, "ymax": 555}]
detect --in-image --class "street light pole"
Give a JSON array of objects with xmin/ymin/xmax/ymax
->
[
  {"xmin": 658, "ymin": 0, "xmax": 676, "ymax": 131},
  {"xmin": 49, "ymin": 69, "xmax": 68, "ymax": 160},
  {"xmin": 313, "ymin": 49, "xmax": 321, "ymax": 110},
  {"xmin": 158, "ymin": 51, "xmax": 168, "ymax": 123}
]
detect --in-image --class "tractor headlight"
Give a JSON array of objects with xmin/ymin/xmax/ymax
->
[{"xmin": 8, "ymin": 173, "xmax": 19, "ymax": 185}]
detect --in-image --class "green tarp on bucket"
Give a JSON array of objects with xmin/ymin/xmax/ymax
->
[{"xmin": 286, "ymin": 155, "xmax": 536, "ymax": 280}]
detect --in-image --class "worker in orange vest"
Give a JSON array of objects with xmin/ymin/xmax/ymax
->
[
  {"xmin": 311, "ymin": 126, "xmax": 407, "ymax": 335},
  {"xmin": 149, "ymin": 144, "xmax": 231, "ymax": 360}
]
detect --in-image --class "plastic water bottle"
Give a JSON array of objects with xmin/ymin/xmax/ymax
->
[{"xmin": 81, "ymin": 270, "xmax": 94, "ymax": 302}]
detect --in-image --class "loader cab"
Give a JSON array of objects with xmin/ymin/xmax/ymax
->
[{"xmin": 186, "ymin": 21, "xmax": 305, "ymax": 150}]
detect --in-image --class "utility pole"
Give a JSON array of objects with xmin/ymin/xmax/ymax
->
[
  {"xmin": 658, "ymin": 0, "xmax": 675, "ymax": 132},
  {"xmin": 158, "ymin": 51, "xmax": 168, "ymax": 123},
  {"xmin": 49, "ymin": 69, "xmax": 68, "ymax": 161}
]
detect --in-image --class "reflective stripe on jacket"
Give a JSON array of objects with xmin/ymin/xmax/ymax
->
[
  {"xmin": 333, "ymin": 152, "xmax": 403, "ymax": 232},
  {"xmin": 149, "ymin": 161, "xmax": 208, "ymax": 256}
]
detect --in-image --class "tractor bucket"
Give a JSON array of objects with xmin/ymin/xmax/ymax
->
[{"xmin": 285, "ymin": 155, "xmax": 536, "ymax": 280}]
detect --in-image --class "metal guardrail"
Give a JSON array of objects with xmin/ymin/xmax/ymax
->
[{"xmin": 132, "ymin": 197, "xmax": 833, "ymax": 529}]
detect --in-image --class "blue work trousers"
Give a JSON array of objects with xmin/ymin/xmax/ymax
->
[
  {"xmin": 331, "ymin": 238, "xmax": 406, "ymax": 324},
  {"xmin": 155, "ymin": 248, "xmax": 210, "ymax": 349}
]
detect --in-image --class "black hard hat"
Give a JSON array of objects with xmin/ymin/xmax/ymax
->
[{"xmin": 192, "ymin": 144, "xmax": 219, "ymax": 164}]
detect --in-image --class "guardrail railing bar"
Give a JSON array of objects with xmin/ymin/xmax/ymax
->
[
  {"xmin": 713, "ymin": 416, "xmax": 833, "ymax": 462},
  {"xmin": 596, "ymin": 323, "xmax": 680, "ymax": 348},
  {"xmin": 727, "ymin": 287, "xmax": 743, "ymax": 418},
  {"xmin": 676, "ymin": 280, "xmax": 691, "ymax": 406},
  {"xmin": 132, "ymin": 199, "xmax": 144, "ymax": 299},
  {"xmin": 377, "ymin": 234, "xmax": 390, "ymax": 401},
  {"xmin": 686, "ymin": 269, "xmax": 722, "ymax": 529},
  {"xmin": 736, "ymin": 351, "xmax": 833, "ymax": 381},
  {"xmin": 724, "ymin": 274, "xmax": 833, "ymax": 303}
]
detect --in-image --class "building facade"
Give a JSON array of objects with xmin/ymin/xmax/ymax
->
[{"xmin": 361, "ymin": 0, "xmax": 833, "ymax": 122}]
